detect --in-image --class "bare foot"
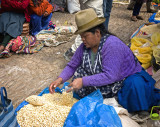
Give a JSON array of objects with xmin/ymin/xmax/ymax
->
[{"xmin": 0, "ymin": 45, "xmax": 5, "ymax": 53}]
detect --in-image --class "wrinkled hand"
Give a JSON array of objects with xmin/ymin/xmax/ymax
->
[
  {"xmin": 67, "ymin": 78, "xmax": 83, "ymax": 92},
  {"xmin": 49, "ymin": 77, "xmax": 63, "ymax": 94},
  {"xmin": 43, "ymin": 11, "xmax": 49, "ymax": 17}
]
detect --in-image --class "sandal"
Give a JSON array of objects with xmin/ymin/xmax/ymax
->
[
  {"xmin": 131, "ymin": 16, "xmax": 138, "ymax": 21},
  {"xmin": 136, "ymin": 15, "xmax": 143, "ymax": 20}
]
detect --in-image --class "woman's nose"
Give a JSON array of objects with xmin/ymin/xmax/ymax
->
[{"xmin": 81, "ymin": 37, "xmax": 85, "ymax": 41}]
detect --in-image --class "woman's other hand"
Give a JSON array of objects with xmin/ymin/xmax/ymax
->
[
  {"xmin": 67, "ymin": 78, "xmax": 83, "ymax": 92},
  {"xmin": 49, "ymin": 77, "xmax": 63, "ymax": 94}
]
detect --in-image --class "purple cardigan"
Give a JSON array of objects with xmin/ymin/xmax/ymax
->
[{"xmin": 59, "ymin": 35, "xmax": 142, "ymax": 87}]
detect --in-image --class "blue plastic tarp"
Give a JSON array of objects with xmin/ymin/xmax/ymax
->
[
  {"xmin": 15, "ymin": 82, "xmax": 80, "ymax": 114},
  {"xmin": 149, "ymin": 13, "xmax": 160, "ymax": 24},
  {"xmin": 15, "ymin": 82, "xmax": 122, "ymax": 127},
  {"xmin": 64, "ymin": 90, "xmax": 122, "ymax": 127}
]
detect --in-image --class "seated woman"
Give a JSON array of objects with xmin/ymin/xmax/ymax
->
[
  {"xmin": 49, "ymin": 8, "xmax": 160, "ymax": 113},
  {"xmin": 29, "ymin": 0, "xmax": 53, "ymax": 36},
  {"xmin": 0, "ymin": 0, "xmax": 30, "ymax": 53}
]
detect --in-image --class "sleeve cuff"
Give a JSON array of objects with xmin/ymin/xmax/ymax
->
[{"xmin": 82, "ymin": 77, "xmax": 88, "ymax": 86}]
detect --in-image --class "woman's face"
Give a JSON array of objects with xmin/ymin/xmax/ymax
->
[{"xmin": 80, "ymin": 30, "xmax": 101, "ymax": 52}]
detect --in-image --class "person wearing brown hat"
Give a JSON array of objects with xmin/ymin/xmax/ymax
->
[{"xmin": 49, "ymin": 8, "xmax": 160, "ymax": 113}]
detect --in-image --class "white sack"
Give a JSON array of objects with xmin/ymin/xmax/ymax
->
[
  {"xmin": 67, "ymin": 0, "xmax": 81, "ymax": 14},
  {"xmin": 80, "ymin": 0, "xmax": 104, "ymax": 17}
]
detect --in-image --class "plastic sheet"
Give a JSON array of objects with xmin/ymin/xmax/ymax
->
[
  {"xmin": 15, "ymin": 82, "xmax": 80, "ymax": 114},
  {"xmin": 151, "ymin": 33, "xmax": 160, "ymax": 67},
  {"xmin": 151, "ymin": 32, "xmax": 160, "ymax": 46},
  {"xmin": 64, "ymin": 90, "xmax": 122, "ymax": 127},
  {"xmin": 149, "ymin": 13, "xmax": 160, "ymax": 24},
  {"xmin": 153, "ymin": 48, "xmax": 160, "ymax": 65},
  {"xmin": 130, "ymin": 37, "xmax": 153, "ymax": 69},
  {"xmin": 16, "ymin": 83, "xmax": 121, "ymax": 127}
]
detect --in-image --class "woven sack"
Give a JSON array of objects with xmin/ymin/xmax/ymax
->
[{"xmin": 0, "ymin": 87, "xmax": 19, "ymax": 127}]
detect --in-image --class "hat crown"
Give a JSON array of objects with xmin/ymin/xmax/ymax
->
[
  {"xmin": 74, "ymin": 8, "xmax": 106, "ymax": 34},
  {"xmin": 75, "ymin": 8, "xmax": 98, "ymax": 28}
]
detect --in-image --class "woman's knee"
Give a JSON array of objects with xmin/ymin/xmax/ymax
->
[
  {"xmin": 30, "ymin": 14, "xmax": 41, "ymax": 20},
  {"xmin": 123, "ymin": 75, "xmax": 146, "ymax": 92}
]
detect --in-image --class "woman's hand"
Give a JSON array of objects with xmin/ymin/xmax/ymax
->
[
  {"xmin": 49, "ymin": 77, "xmax": 63, "ymax": 94},
  {"xmin": 43, "ymin": 11, "xmax": 49, "ymax": 17},
  {"xmin": 67, "ymin": 78, "xmax": 83, "ymax": 92}
]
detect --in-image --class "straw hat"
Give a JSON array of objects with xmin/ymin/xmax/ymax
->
[{"xmin": 74, "ymin": 8, "xmax": 106, "ymax": 34}]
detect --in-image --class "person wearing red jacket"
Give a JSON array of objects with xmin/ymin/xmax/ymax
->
[
  {"xmin": 0, "ymin": 0, "xmax": 30, "ymax": 53},
  {"xmin": 29, "ymin": 0, "xmax": 53, "ymax": 36}
]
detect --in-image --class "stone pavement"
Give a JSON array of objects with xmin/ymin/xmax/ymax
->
[{"xmin": 0, "ymin": 3, "xmax": 153, "ymax": 109}]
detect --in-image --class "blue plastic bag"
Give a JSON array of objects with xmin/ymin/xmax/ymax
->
[
  {"xmin": 149, "ymin": 13, "xmax": 160, "ymax": 24},
  {"xmin": 16, "ymin": 83, "xmax": 122, "ymax": 127},
  {"xmin": 64, "ymin": 90, "xmax": 122, "ymax": 127}
]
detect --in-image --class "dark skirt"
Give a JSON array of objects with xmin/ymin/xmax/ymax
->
[{"xmin": 0, "ymin": 12, "xmax": 25, "ymax": 38}]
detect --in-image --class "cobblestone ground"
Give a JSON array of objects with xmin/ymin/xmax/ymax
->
[{"xmin": 0, "ymin": 3, "xmax": 153, "ymax": 109}]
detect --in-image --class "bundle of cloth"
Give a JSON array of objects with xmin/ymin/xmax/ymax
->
[{"xmin": 0, "ymin": 36, "xmax": 44, "ymax": 58}]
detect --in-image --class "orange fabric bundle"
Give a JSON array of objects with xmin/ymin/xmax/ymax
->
[{"xmin": 29, "ymin": 0, "xmax": 53, "ymax": 16}]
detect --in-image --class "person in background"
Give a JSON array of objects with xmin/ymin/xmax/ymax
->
[
  {"xmin": 131, "ymin": 0, "xmax": 144, "ymax": 21},
  {"xmin": 0, "ymin": 0, "xmax": 30, "ymax": 53},
  {"xmin": 49, "ymin": 8, "xmax": 160, "ymax": 113},
  {"xmin": 103, "ymin": 0, "xmax": 113, "ymax": 30},
  {"xmin": 64, "ymin": 0, "xmax": 113, "ymax": 61},
  {"xmin": 127, "ymin": 0, "xmax": 157, "ymax": 13},
  {"xmin": 29, "ymin": 0, "xmax": 53, "ymax": 36},
  {"xmin": 49, "ymin": 0, "xmax": 66, "ymax": 12}
]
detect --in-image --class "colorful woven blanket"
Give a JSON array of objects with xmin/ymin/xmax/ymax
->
[{"xmin": 0, "ymin": 36, "xmax": 44, "ymax": 58}]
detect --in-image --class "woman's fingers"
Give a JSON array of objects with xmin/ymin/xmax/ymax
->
[
  {"xmin": 49, "ymin": 78, "xmax": 63, "ymax": 94},
  {"xmin": 66, "ymin": 83, "xmax": 73, "ymax": 93},
  {"xmin": 49, "ymin": 82, "xmax": 58, "ymax": 94},
  {"xmin": 66, "ymin": 87, "xmax": 73, "ymax": 93},
  {"xmin": 49, "ymin": 83, "xmax": 54, "ymax": 94},
  {"xmin": 68, "ymin": 83, "xmax": 72, "ymax": 87}
]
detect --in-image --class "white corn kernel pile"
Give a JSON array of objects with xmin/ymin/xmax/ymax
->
[{"xmin": 17, "ymin": 92, "xmax": 78, "ymax": 127}]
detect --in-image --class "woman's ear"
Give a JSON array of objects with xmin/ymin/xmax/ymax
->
[{"xmin": 95, "ymin": 29, "xmax": 101, "ymax": 38}]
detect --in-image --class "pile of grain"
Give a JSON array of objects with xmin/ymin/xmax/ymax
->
[{"xmin": 17, "ymin": 92, "xmax": 78, "ymax": 127}]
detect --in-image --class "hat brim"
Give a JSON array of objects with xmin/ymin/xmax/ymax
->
[{"xmin": 74, "ymin": 17, "xmax": 106, "ymax": 34}]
